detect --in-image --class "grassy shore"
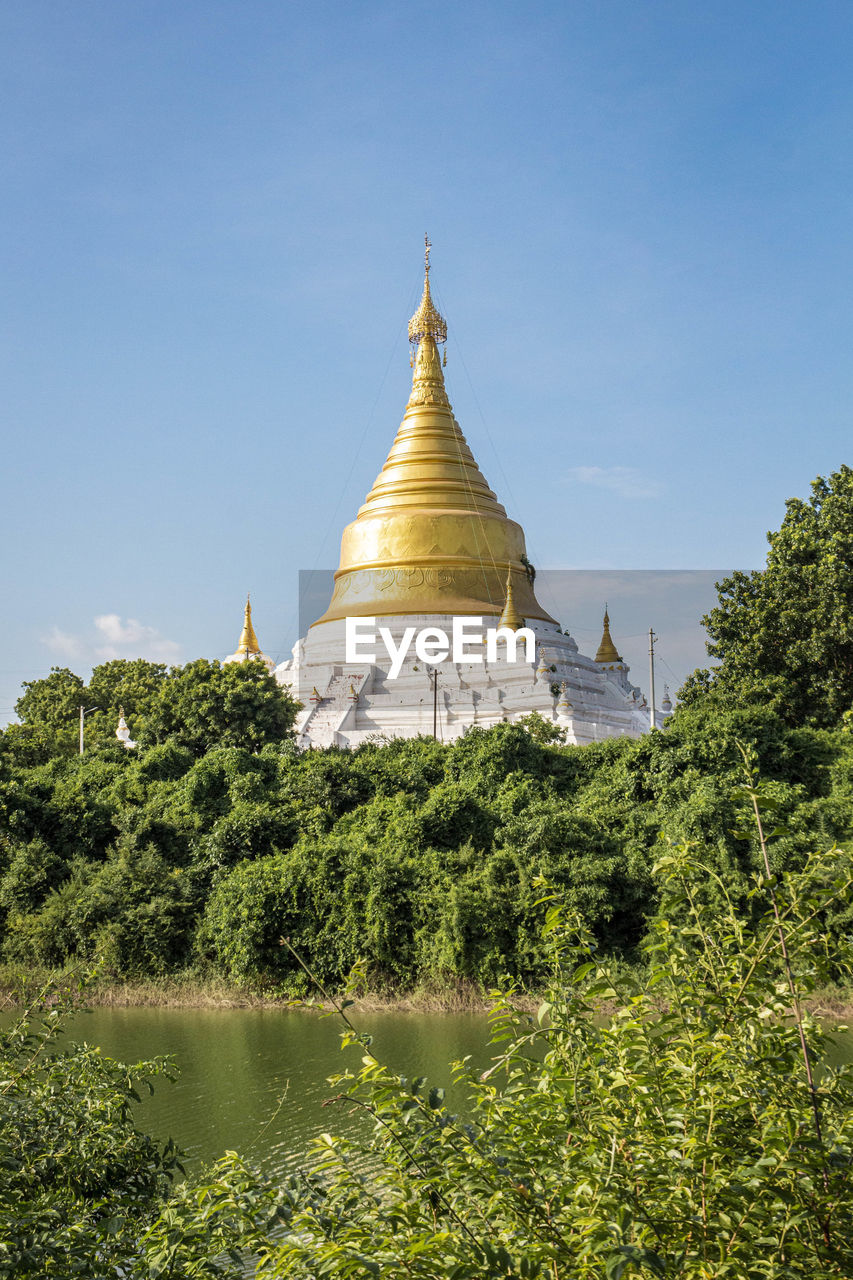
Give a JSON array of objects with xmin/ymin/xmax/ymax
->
[
  {"xmin": 2, "ymin": 965, "xmax": 852, "ymax": 1019},
  {"xmin": 0, "ymin": 966, "xmax": 512, "ymax": 1013}
]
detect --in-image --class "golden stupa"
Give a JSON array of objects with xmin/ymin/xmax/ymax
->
[
  {"xmin": 223, "ymin": 595, "xmax": 275, "ymax": 672},
  {"xmin": 236, "ymin": 595, "xmax": 263, "ymax": 657},
  {"xmin": 313, "ymin": 238, "xmax": 555, "ymax": 626},
  {"xmin": 594, "ymin": 607, "xmax": 623, "ymax": 664}
]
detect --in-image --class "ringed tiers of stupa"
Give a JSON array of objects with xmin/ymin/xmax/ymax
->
[{"xmin": 272, "ymin": 243, "xmax": 657, "ymax": 748}]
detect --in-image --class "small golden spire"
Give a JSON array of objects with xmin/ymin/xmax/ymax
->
[
  {"xmin": 594, "ymin": 605, "xmax": 622, "ymax": 664},
  {"xmin": 498, "ymin": 569, "xmax": 525, "ymax": 630},
  {"xmin": 408, "ymin": 233, "xmax": 448, "ymax": 350},
  {"xmin": 237, "ymin": 594, "xmax": 261, "ymax": 656}
]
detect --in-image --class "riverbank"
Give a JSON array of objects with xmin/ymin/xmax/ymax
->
[
  {"xmin": 2, "ymin": 966, "xmax": 852, "ymax": 1019},
  {"xmin": 0, "ymin": 967, "xmax": 518, "ymax": 1013}
]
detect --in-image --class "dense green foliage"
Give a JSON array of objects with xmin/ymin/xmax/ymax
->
[
  {"xmin": 7, "ymin": 824, "xmax": 851, "ymax": 1278},
  {"xmin": 0, "ymin": 976, "xmax": 182, "ymax": 1277},
  {"xmin": 11, "ymin": 658, "xmax": 298, "ymax": 761},
  {"xmin": 681, "ymin": 464, "xmax": 853, "ymax": 727},
  {"xmin": 180, "ymin": 831, "xmax": 853, "ymax": 1278},
  {"xmin": 1, "ymin": 694, "xmax": 852, "ymax": 991}
]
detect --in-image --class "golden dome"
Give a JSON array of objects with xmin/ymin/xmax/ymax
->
[
  {"xmin": 594, "ymin": 608, "xmax": 622, "ymax": 664},
  {"xmin": 312, "ymin": 243, "xmax": 555, "ymax": 626}
]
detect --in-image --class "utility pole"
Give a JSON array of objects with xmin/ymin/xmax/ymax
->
[
  {"xmin": 78, "ymin": 705, "xmax": 100, "ymax": 755},
  {"xmin": 648, "ymin": 629, "xmax": 657, "ymax": 732},
  {"xmin": 431, "ymin": 667, "xmax": 439, "ymax": 739}
]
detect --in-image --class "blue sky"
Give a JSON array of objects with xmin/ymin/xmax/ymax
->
[{"xmin": 2, "ymin": 1, "xmax": 852, "ymax": 721}]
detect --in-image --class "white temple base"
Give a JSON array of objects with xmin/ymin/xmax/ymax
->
[{"xmin": 274, "ymin": 614, "xmax": 652, "ymax": 749}]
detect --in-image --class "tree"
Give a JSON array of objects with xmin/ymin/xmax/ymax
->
[
  {"xmin": 14, "ymin": 668, "xmax": 85, "ymax": 757},
  {"xmin": 11, "ymin": 658, "xmax": 299, "ymax": 761},
  {"xmin": 0, "ymin": 977, "xmax": 183, "ymax": 1278},
  {"xmin": 518, "ymin": 710, "xmax": 566, "ymax": 744},
  {"xmin": 12, "ymin": 660, "xmax": 168, "ymax": 758},
  {"xmin": 0, "ymin": 723, "xmax": 61, "ymax": 768},
  {"xmin": 141, "ymin": 812, "xmax": 853, "ymax": 1278},
  {"xmin": 681, "ymin": 465, "xmax": 853, "ymax": 727},
  {"xmin": 144, "ymin": 659, "xmax": 299, "ymax": 755},
  {"xmin": 85, "ymin": 658, "xmax": 168, "ymax": 747}
]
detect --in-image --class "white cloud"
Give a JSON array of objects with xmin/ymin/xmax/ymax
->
[
  {"xmin": 566, "ymin": 466, "xmax": 664, "ymax": 499},
  {"xmin": 42, "ymin": 625, "xmax": 84, "ymax": 660},
  {"xmin": 93, "ymin": 614, "xmax": 183, "ymax": 663},
  {"xmin": 42, "ymin": 615, "xmax": 183, "ymax": 666}
]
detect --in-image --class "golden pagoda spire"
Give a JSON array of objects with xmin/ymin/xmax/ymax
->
[
  {"xmin": 312, "ymin": 240, "xmax": 555, "ymax": 627},
  {"xmin": 408, "ymin": 234, "xmax": 448, "ymax": 351},
  {"xmin": 498, "ymin": 570, "xmax": 525, "ymax": 630},
  {"xmin": 223, "ymin": 595, "xmax": 276, "ymax": 672},
  {"xmin": 406, "ymin": 235, "xmax": 450, "ymax": 405},
  {"xmin": 237, "ymin": 594, "xmax": 261, "ymax": 656},
  {"xmin": 594, "ymin": 606, "xmax": 622, "ymax": 664}
]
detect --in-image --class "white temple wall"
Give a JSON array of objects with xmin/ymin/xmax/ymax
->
[{"xmin": 275, "ymin": 612, "xmax": 652, "ymax": 749}]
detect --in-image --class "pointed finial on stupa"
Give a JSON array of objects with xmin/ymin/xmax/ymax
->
[
  {"xmin": 409, "ymin": 234, "xmax": 448, "ymax": 351},
  {"xmin": 498, "ymin": 569, "xmax": 525, "ymax": 630},
  {"xmin": 594, "ymin": 604, "xmax": 622, "ymax": 664}
]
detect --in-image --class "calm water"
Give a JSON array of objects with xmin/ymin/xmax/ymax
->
[
  {"xmin": 58, "ymin": 1006, "xmax": 495, "ymax": 1176},
  {"xmin": 42, "ymin": 1005, "xmax": 853, "ymax": 1180}
]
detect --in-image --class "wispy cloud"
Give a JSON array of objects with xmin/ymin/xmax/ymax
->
[
  {"xmin": 42, "ymin": 615, "xmax": 183, "ymax": 666},
  {"xmin": 566, "ymin": 466, "xmax": 664, "ymax": 499},
  {"xmin": 93, "ymin": 615, "xmax": 183, "ymax": 662},
  {"xmin": 42, "ymin": 625, "xmax": 85, "ymax": 661}
]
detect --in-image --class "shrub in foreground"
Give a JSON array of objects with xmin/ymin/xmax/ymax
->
[
  {"xmin": 0, "ymin": 977, "xmax": 181, "ymax": 1278},
  {"xmin": 4, "ymin": 770, "xmax": 853, "ymax": 1278},
  {"xmin": 145, "ymin": 777, "xmax": 853, "ymax": 1278}
]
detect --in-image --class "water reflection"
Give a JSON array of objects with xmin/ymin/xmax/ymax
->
[
  {"xmin": 66, "ymin": 1006, "xmax": 495, "ymax": 1175},
  {"xmin": 28, "ymin": 1004, "xmax": 853, "ymax": 1183}
]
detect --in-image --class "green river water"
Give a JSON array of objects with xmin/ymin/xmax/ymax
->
[
  {"xmin": 48, "ymin": 1005, "xmax": 853, "ymax": 1182},
  {"xmin": 57, "ymin": 1006, "xmax": 495, "ymax": 1177}
]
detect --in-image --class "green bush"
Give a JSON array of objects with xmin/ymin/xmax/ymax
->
[
  {"xmin": 0, "ymin": 977, "xmax": 182, "ymax": 1278},
  {"xmin": 142, "ymin": 794, "xmax": 853, "ymax": 1277},
  {"xmin": 1, "ymin": 711, "xmax": 853, "ymax": 986},
  {"xmin": 4, "ymin": 842, "xmax": 193, "ymax": 974},
  {"xmin": 4, "ymin": 766, "xmax": 853, "ymax": 1278}
]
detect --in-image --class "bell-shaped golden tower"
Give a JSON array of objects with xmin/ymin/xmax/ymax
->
[
  {"xmin": 313, "ymin": 239, "xmax": 555, "ymax": 626},
  {"xmin": 497, "ymin": 569, "xmax": 526, "ymax": 631},
  {"xmin": 237, "ymin": 595, "xmax": 263, "ymax": 657},
  {"xmin": 594, "ymin": 607, "xmax": 623, "ymax": 664},
  {"xmin": 224, "ymin": 595, "xmax": 275, "ymax": 671}
]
